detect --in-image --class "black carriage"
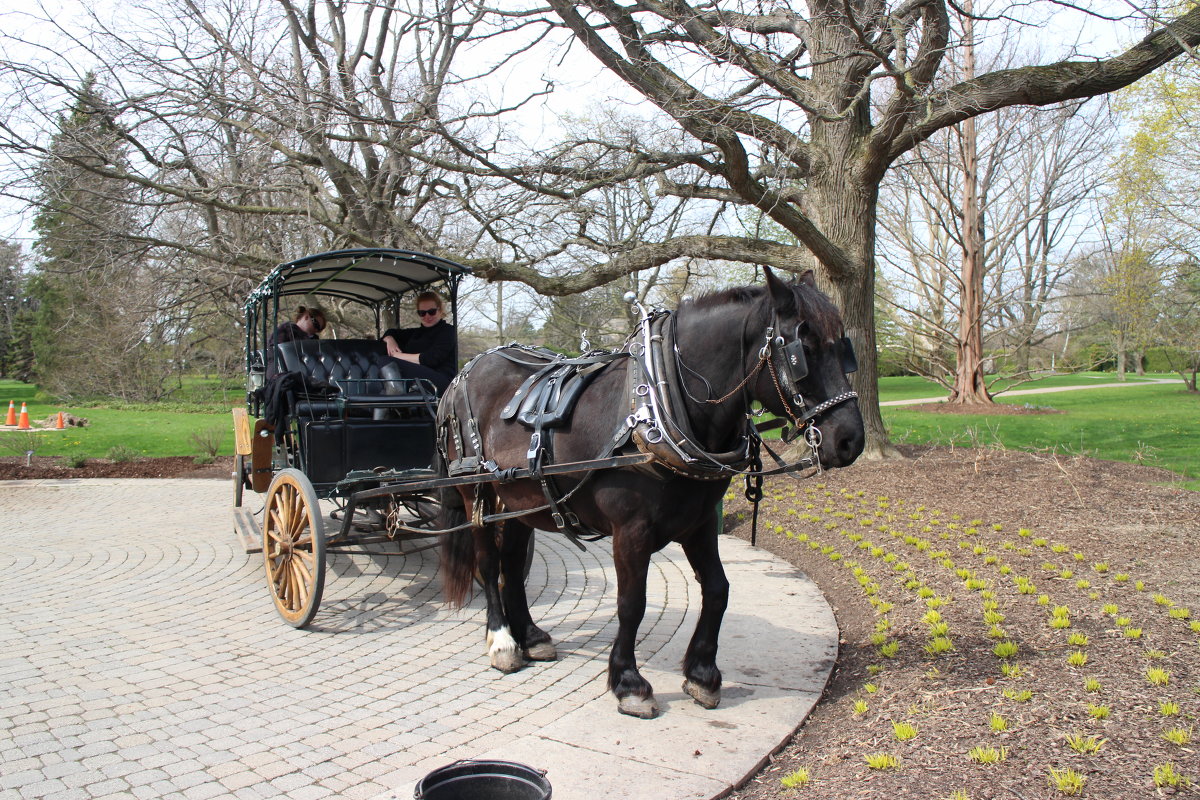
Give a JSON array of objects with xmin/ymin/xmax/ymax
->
[{"xmin": 231, "ymin": 248, "xmax": 470, "ymax": 627}]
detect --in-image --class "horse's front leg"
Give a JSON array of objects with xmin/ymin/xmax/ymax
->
[
  {"xmin": 500, "ymin": 522, "xmax": 556, "ymax": 661},
  {"xmin": 610, "ymin": 530, "xmax": 658, "ymax": 718},
  {"xmin": 680, "ymin": 524, "xmax": 729, "ymax": 709},
  {"xmin": 477, "ymin": 523, "xmax": 527, "ymax": 674}
]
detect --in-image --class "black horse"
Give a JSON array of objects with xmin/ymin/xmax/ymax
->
[{"xmin": 437, "ymin": 267, "xmax": 864, "ymax": 718}]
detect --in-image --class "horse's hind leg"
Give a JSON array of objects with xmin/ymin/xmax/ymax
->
[
  {"xmin": 610, "ymin": 529, "xmax": 659, "ymax": 718},
  {"xmin": 478, "ymin": 520, "xmax": 527, "ymax": 674},
  {"xmin": 499, "ymin": 521, "xmax": 556, "ymax": 662},
  {"xmin": 680, "ymin": 524, "xmax": 729, "ymax": 709}
]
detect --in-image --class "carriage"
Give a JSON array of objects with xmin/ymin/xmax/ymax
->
[
  {"xmin": 232, "ymin": 247, "xmax": 865, "ymax": 718},
  {"xmin": 231, "ymin": 248, "xmax": 473, "ymax": 627}
]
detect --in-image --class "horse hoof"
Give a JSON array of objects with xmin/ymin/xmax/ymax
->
[
  {"xmin": 617, "ymin": 695, "xmax": 660, "ymax": 719},
  {"xmin": 683, "ymin": 679, "xmax": 721, "ymax": 709},
  {"xmin": 490, "ymin": 650, "xmax": 527, "ymax": 673},
  {"xmin": 524, "ymin": 642, "xmax": 557, "ymax": 661}
]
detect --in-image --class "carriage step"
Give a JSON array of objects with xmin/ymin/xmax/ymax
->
[{"xmin": 233, "ymin": 506, "xmax": 263, "ymax": 554}]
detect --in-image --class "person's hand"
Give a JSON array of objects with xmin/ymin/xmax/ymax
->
[{"xmin": 383, "ymin": 335, "xmax": 403, "ymax": 359}]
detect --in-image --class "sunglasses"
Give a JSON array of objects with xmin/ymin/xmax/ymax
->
[{"xmin": 417, "ymin": 308, "xmax": 439, "ymax": 317}]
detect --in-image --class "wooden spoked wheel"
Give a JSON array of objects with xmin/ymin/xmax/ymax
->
[{"xmin": 263, "ymin": 469, "xmax": 326, "ymax": 628}]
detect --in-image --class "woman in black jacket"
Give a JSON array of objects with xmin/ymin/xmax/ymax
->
[{"xmin": 380, "ymin": 291, "xmax": 456, "ymax": 393}]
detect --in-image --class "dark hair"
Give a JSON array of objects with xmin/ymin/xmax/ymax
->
[{"xmin": 294, "ymin": 304, "xmax": 327, "ymax": 324}]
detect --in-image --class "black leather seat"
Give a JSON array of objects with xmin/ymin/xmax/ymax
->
[{"xmin": 272, "ymin": 339, "xmax": 437, "ymax": 417}]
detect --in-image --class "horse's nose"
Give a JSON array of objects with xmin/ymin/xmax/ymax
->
[{"xmin": 832, "ymin": 425, "xmax": 864, "ymax": 466}]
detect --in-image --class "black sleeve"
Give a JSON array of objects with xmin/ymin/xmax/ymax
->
[
  {"xmin": 417, "ymin": 323, "xmax": 456, "ymax": 375},
  {"xmin": 382, "ymin": 327, "xmax": 413, "ymax": 348}
]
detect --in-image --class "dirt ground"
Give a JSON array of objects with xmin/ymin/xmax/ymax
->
[
  {"xmin": 3, "ymin": 446, "xmax": 1198, "ymax": 798},
  {"xmin": 0, "ymin": 455, "xmax": 234, "ymax": 480},
  {"xmin": 725, "ymin": 445, "xmax": 1200, "ymax": 799}
]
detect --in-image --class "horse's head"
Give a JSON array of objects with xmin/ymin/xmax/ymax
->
[{"xmin": 753, "ymin": 267, "xmax": 865, "ymax": 469}]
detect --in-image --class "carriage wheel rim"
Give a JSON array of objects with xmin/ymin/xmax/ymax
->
[{"xmin": 263, "ymin": 470, "xmax": 325, "ymax": 627}]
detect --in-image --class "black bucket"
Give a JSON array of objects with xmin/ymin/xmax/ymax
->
[{"xmin": 414, "ymin": 760, "xmax": 551, "ymax": 800}]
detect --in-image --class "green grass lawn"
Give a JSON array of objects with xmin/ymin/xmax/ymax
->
[
  {"xmin": 883, "ymin": 381, "xmax": 1200, "ymax": 489},
  {"xmin": 0, "ymin": 379, "xmax": 238, "ymax": 460},
  {"xmin": 3, "ymin": 373, "xmax": 1196, "ymax": 488}
]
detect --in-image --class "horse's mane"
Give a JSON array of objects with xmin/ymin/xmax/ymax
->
[{"xmin": 685, "ymin": 281, "xmax": 842, "ymax": 338}]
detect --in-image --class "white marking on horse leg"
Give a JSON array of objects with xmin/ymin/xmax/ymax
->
[{"xmin": 487, "ymin": 626, "xmax": 525, "ymax": 673}]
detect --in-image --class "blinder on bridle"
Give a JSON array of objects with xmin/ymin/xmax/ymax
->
[{"xmin": 772, "ymin": 326, "xmax": 857, "ymax": 397}]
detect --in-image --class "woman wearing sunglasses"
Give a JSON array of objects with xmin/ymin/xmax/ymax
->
[{"xmin": 379, "ymin": 291, "xmax": 456, "ymax": 393}]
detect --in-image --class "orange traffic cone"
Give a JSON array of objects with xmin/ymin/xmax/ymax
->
[
  {"xmin": 56, "ymin": 411, "xmax": 66, "ymax": 430},
  {"xmin": 17, "ymin": 402, "xmax": 30, "ymax": 429},
  {"xmin": 4, "ymin": 400, "xmax": 14, "ymax": 426}
]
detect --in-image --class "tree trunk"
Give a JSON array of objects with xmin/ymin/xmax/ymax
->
[
  {"xmin": 1134, "ymin": 348, "xmax": 1145, "ymax": 376},
  {"xmin": 1116, "ymin": 331, "xmax": 1127, "ymax": 380},
  {"xmin": 807, "ymin": 171, "xmax": 900, "ymax": 460},
  {"xmin": 947, "ymin": 3, "xmax": 993, "ymax": 406}
]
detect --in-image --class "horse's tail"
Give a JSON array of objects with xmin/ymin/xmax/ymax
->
[{"xmin": 435, "ymin": 449, "xmax": 475, "ymax": 608}]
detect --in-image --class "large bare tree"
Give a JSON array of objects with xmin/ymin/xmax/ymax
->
[{"xmin": 457, "ymin": 0, "xmax": 1200, "ymax": 457}]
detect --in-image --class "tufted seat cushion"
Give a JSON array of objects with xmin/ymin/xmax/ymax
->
[{"xmin": 272, "ymin": 339, "xmax": 437, "ymax": 417}]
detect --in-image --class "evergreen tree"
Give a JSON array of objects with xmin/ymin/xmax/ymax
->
[{"xmin": 29, "ymin": 74, "xmax": 174, "ymax": 400}]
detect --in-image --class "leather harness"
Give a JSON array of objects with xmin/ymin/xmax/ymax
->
[{"xmin": 437, "ymin": 306, "xmax": 859, "ymax": 543}]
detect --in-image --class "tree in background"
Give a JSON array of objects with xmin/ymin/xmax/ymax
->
[
  {"xmin": 27, "ymin": 75, "xmax": 179, "ymax": 400},
  {"xmin": 0, "ymin": 238, "xmax": 35, "ymax": 380},
  {"xmin": 451, "ymin": 0, "xmax": 1200, "ymax": 457},
  {"xmin": 878, "ymin": 100, "xmax": 1110, "ymax": 394}
]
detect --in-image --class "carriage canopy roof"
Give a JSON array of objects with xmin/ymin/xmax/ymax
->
[{"xmin": 247, "ymin": 248, "xmax": 472, "ymax": 310}]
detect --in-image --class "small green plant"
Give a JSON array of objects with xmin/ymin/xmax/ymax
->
[
  {"xmin": 1084, "ymin": 677, "xmax": 1101, "ymax": 692},
  {"xmin": 967, "ymin": 745, "xmax": 1007, "ymax": 764},
  {"xmin": 993, "ymin": 641, "xmax": 1019, "ymax": 659},
  {"xmin": 865, "ymin": 682, "xmax": 879, "ymax": 694},
  {"xmin": 1000, "ymin": 662, "xmax": 1023, "ymax": 678},
  {"xmin": 1162, "ymin": 727, "xmax": 1192, "ymax": 746},
  {"xmin": 1047, "ymin": 767, "xmax": 1085, "ymax": 796},
  {"xmin": 1153, "ymin": 762, "xmax": 1191, "ymax": 789},
  {"xmin": 61, "ymin": 451, "xmax": 89, "ymax": 468},
  {"xmin": 107, "ymin": 444, "xmax": 140, "ymax": 463},
  {"xmin": 1144, "ymin": 648, "xmax": 1167, "ymax": 660},
  {"xmin": 925, "ymin": 636, "xmax": 954, "ymax": 656},
  {"xmin": 1066, "ymin": 632, "xmax": 1088, "ymax": 647},
  {"xmin": 1153, "ymin": 593, "xmax": 1174, "ymax": 607},
  {"xmin": 880, "ymin": 641, "xmax": 900, "ymax": 658},
  {"xmin": 989, "ymin": 713, "xmax": 1008, "ymax": 732},
  {"xmin": 1065, "ymin": 732, "xmax": 1107, "ymax": 754},
  {"xmin": 1066, "ymin": 650, "xmax": 1088, "ymax": 667},
  {"xmin": 1147, "ymin": 666, "xmax": 1171, "ymax": 686},
  {"xmin": 1102, "ymin": 603, "xmax": 1119, "ymax": 615},
  {"xmin": 1124, "ymin": 627, "xmax": 1144, "ymax": 640},
  {"xmin": 1087, "ymin": 703, "xmax": 1110, "ymax": 720},
  {"xmin": 780, "ymin": 767, "xmax": 810, "ymax": 790},
  {"xmin": 852, "ymin": 699, "xmax": 869, "ymax": 715},
  {"xmin": 1168, "ymin": 607, "xmax": 1191, "ymax": 620},
  {"xmin": 892, "ymin": 720, "xmax": 918, "ymax": 741},
  {"xmin": 864, "ymin": 752, "xmax": 901, "ymax": 770},
  {"xmin": 1003, "ymin": 688, "xmax": 1033, "ymax": 702},
  {"xmin": 1160, "ymin": 700, "xmax": 1181, "ymax": 716}
]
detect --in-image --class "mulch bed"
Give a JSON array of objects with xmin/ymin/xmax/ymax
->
[
  {"xmin": 0, "ymin": 455, "xmax": 234, "ymax": 480},
  {"xmin": 726, "ymin": 445, "xmax": 1200, "ymax": 799}
]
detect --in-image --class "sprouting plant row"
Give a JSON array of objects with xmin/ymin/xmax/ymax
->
[{"xmin": 737, "ymin": 483, "xmax": 1200, "ymax": 793}]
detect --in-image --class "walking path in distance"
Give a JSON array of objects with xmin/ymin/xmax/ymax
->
[{"xmin": 880, "ymin": 377, "xmax": 1182, "ymax": 407}]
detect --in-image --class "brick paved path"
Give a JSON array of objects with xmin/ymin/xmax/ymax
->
[{"xmin": 0, "ymin": 479, "xmax": 836, "ymax": 800}]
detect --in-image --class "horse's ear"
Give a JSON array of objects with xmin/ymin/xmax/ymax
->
[
  {"xmin": 798, "ymin": 269, "xmax": 817, "ymax": 288},
  {"xmin": 763, "ymin": 266, "xmax": 797, "ymax": 315}
]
